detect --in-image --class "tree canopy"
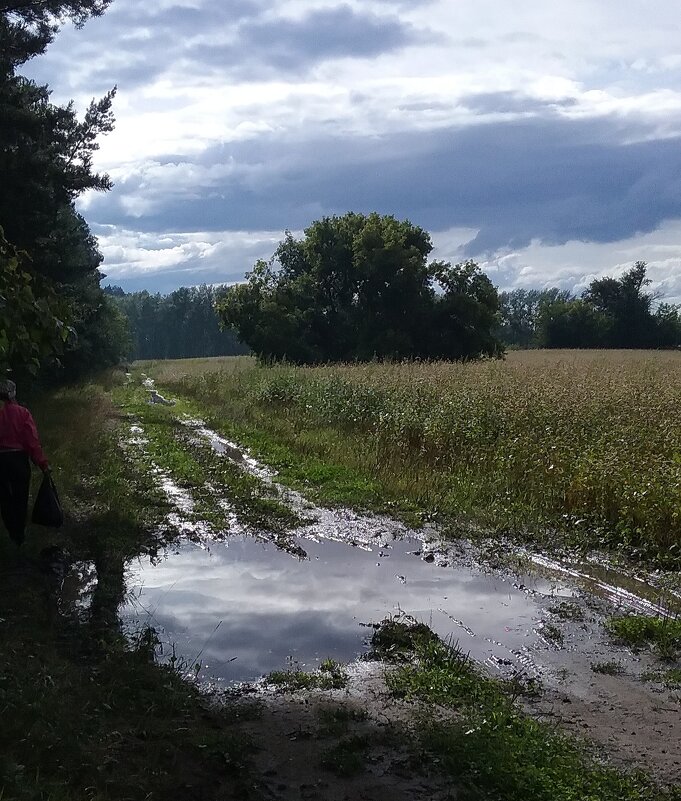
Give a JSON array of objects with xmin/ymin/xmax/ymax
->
[
  {"xmin": 108, "ymin": 285, "xmax": 249, "ymax": 361},
  {"xmin": 217, "ymin": 213, "xmax": 503, "ymax": 363},
  {"xmin": 495, "ymin": 263, "xmax": 681, "ymax": 350},
  {"xmin": 1, "ymin": 0, "xmax": 125, "ymax": 380}
]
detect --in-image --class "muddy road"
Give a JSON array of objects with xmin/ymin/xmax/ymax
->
[{"xmin": 66, "ymin": 378, "xmax": 681, "ymax": 787}]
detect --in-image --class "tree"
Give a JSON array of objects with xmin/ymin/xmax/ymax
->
[
  {"xmin": 0, "ymin": 227, "xmax": 72, "ymax": 374},
  {"xmin": 1, "ymin": 0, "xmax": 111, "ymax": 67},
  {"xmin": 536, "ymin": 298, "xmax": 609, "ymax": 348},
  {"xmin": 1, "ymin": 0, "xmax": 125, "ymax": 379},
  {"xmin": 582, "ymin": 261, "xmax": 655, "ymax": 347},
  {"xmin": 109, "ymin": 286, "xmax": 249, "ymax": 361},
  {"xmin": 217, "ymin": 213, "xmax": 503, "ymax": 363},
  {"xmin": 536, "ymin": 262, "xmax": 678, "ymax": 349},
  {"xmin": 498, "ymin": 288, "xmax": 573, "ymax": 347}
]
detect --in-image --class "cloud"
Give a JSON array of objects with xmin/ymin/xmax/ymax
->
[
  {"xmin": 18, "ymin": 0, "xmax": 681, "ymax": 296},
  {"xmin": 94, "ymin": 225, "xmax": 283, "ymax": 292},
  {"xmin": 25, "ymin": 1, "xmax": 432, "ymax": 95},
  {"xmin": 190, "ymin": 5, "xmax": 436, "ymax": 78},
  {"xmin": 83, "ymin": 114, "xmax": 681, "ymax": 259},
  {"xmin": 459, "ymin": 91, "xmax": 578, "ymax": 115}
]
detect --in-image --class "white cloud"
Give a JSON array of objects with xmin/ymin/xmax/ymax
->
[{"xmin": 19, "ymin": 0, "xmax": 681, "ymax": 293}]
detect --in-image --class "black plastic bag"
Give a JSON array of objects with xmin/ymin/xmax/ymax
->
[{"xmin": 32, "ymin": 474, "xmax": 64, "ymax": 528}]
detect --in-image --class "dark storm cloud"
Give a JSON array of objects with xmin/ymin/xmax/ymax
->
[
  {"xmin": 191, "ymin": 5, "xmax": 435, "ymax": 76},
  {"xmin": 25, "ymin": 2, "xmax": 430, "ymax": 92},
  {"xmin": 87, "ymin": 115, "xmax": 681, "ymax": 255}
]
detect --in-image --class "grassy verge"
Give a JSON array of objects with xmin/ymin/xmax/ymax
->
[
  {"xmin": 266, "ymin": 659, "xmax": 348, "ymax": 691},
  {"xmin": 142, "ymin": 351, "xmax": 681, "ymax": 567},
  {"xmin": 112, "ymin": 379, "xmax": 303, "ymax": 538},
  {"xmin": 0, "ymin": 372, "xmax": 263, "ymax": 801},
  {"xmin": 374, "ymin": 618, "xmax": 679, "ymax": 801},
  {"xmin": 605, "ymin": 614, "xmax": 681, "ymax": 661}
]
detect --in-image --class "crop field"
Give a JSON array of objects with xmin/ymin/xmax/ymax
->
[{"xmin": 144, "ymin": 349, "xmax": 681, "ymax": 565}]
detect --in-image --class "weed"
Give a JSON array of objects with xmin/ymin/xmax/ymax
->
[
  {"xmin": 320, "ymin": 735, "xmax": 370, "ymax": 776},
  {"xmin": 145, "ymin": 351, "xmax": 681, "ymax": 567},
  {"xmin": 375, "ymin": 619, "xmax": 677, "ymax": 801},
  {"xmin": 370, "ymin": 615, "xmax": 441, "ymax": 661},
  {"xmin": 267, "ymin": 662, "xmax": 348, "ymax": 691},
  {"xmin": 605, "ymin": 614, "xmax": 681, "ymax": 660},
  {"xmin": 317, "ymin": 705, "xmax": 368, "ymax": 736},
  {"xmin": 591, "ymin": 660, "xmax": 625, "ymax": 675},
  {"xmin": 540, "ymin": 621, "xmax": 565, "ymax": 646},
  {"xmin": 549, "ymin": 601, "xmax": 585, "ymax": 621},
  {"xmin": 640, "ymin": 668, "xmax": 681, "ymax": 688}
]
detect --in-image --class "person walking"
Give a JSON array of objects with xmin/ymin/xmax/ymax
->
[{"xmin": 0, "ymin": 379, "xmax": 50, "ymax": 545}]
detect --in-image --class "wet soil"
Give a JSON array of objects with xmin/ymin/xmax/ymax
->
[
  {"xmin": 236, "ymin": 667, "xmax": 457, "ymax": 801},
  {"xmin": 71, "ymin": 385, "xmax": 681, "ymax": 788}
]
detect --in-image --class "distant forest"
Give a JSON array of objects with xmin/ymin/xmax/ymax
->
[
  {"xmin": 107, "ymin": 259, "xmax": 681, "ymax": 364},
  {"xmin": 498, "ymin": 262, "xmax": 681, "ymax": 350},
  {"xmin": 105, "ymin": 285, "xmax": 249, "ymax": 361}
]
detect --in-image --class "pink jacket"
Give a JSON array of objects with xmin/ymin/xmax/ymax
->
[{"xmin": 0, "ymin": 400, "xmax": 49, "ymax": 470}]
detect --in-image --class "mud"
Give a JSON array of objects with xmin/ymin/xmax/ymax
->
[{"xmin": 111, "ymin": 395, "xmax": 680, "ymax": 784}]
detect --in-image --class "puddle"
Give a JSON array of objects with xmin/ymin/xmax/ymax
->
[
  {"xmin": 122, "ymin": 532, "xmax": 556, "ymax": 684},
  {"xmin": 529, "ymin": 553, "xmax": 681, "ymax": 617},
  {"xmin": 119, "ymin": 407, "xmax": 679, "ymax": 691}
]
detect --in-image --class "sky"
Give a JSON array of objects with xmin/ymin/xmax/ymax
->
[{"xmin": 24, "ymin": 0, "xmax": 681, "ymax": 299}]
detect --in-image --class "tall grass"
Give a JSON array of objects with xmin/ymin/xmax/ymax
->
[{"xmin": 148, "ymin": 351, "xmax": 681, "ymax": 562}]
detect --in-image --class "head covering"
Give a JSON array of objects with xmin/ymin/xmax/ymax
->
[{"xmin": 0, "ymin": 379, "xmax": 17, "ymax": 400}]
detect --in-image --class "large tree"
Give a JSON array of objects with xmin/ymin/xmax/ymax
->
[
  {"xmin": 218, "ymin": 213, "xmax": 503, "ymax": 363},
  {"xmin": 0, "ymin": 0, "xmax": 124, "ymax": 378},
  {"xmin": 0, "ymin": 0, "xmax": 111, "ymax": 67}
]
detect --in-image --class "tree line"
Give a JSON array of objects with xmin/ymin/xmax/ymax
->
[
  {"xmin": 105, "ymin": 285, "xmax": 248, "ymax": 361},
  {"xmin": 216, "ymin": 214, "xmax": 680, "ymax": 362},
  {"xmin": 1, "ymin": 0, "xmax": 128, "ymax": 383},
  {"xmin": 498, "ymin": 262, "xmax": 681, "ymax": 349}
]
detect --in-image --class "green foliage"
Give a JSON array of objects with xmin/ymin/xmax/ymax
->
[
  {"xmin": 1, "ymin": 3, "xmax": 127, "ymax": 380},
  {"xmin": 0, "ymin": 228, "xmax": 72, "ymax": 373},
  {"xmin": 267, "ymin": 661, "xmax": 348, "ymax": 691},
  {"xmin": 641, "ymin": 668, "xmax": 681, "ymax": 687},
  {"xmin": 498, "ymin": 287, "xmax": 572, "ymax": 347},
  {"xmin": 381, "ymin": 619, "xmax": 676, "ymax": 801},
  {"xmin": 0, "ymin": 0, "xmax": 112, "ymax": 67},
  {"xmin": 217, "ymin": 212, "xmax": 503, "ymax": 363},
  {"xmin": 536, "ymin": 262, "xmax": 681, "ymax": 349},
  {"xmin": 320, "ymin": 735, "xmax": 370, "ymax": 776},
  {"xmin": 108, "ymin": 284, "xmax": 249, "ymax": 360},
  {"xmin": 605, "ymin": 614, "xmax": 681, "ymax": 659},
  {"xmin": 590, "ymin": 661, "xmax": 625, "ymax": 675},
  {"xmin": 147, "ymin": 351, "xmax": 681, "ymax": 564}
]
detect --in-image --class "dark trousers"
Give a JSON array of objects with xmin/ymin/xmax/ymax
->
[{"xmin": 0, "ymin": 451, "xmax": 31, "ymax": 544}]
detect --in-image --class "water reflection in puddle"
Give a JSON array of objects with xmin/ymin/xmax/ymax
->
[{"xmin": 121, "ymin": 533, "xmax": 568, "ymax": 684}]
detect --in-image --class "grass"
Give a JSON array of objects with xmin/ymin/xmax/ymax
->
[
  {"xmin": 548, "ymin": 601, "xmax": 585, "ymax": 621},
  {"xmin": 591, "ymin": 660, "xmax": 625, "ymax": 675},
  {"xmin": 0, "ymin": 372, "xmax": 263, "ymax": 800},
  {"xmin": 540, "ymin": 621, "xmax": 565, "ymax": 646},
  {"xmin": 143, "ymin": 350, "xmax": 681, "ymax": 566},
  {"xmin": 375, "ymin": 617, "xmax": 679, "ymax": 801},
  {"xmin": 112, "ymin": 380, "xmax": 303, "ymax": 538},
  {"xmin": 605, "ymin": 614, "xmax": 681, "ymax": 660},
  {"xmin": 267, "ymin": 659, "xmax": 348, "ymax": 691},
  {"xmin": 317, "ymin": 705, "xmax": 368, "ymax": 737},
  {"xmin": 319, "ymin": 735, "xmax": 370, "ymax": 777},
  {"xmin": 641, "ymin": 668, "xmax": 681, "ymax": 687}
]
